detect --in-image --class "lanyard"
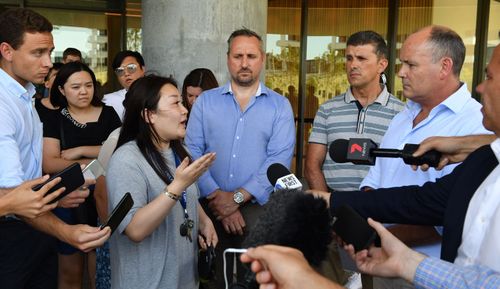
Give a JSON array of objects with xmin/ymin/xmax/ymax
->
[{"xmin": 172, "ymin": 153, "xmax": 189, "ymax": 220}]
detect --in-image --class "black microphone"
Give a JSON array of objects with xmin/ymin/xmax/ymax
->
[
  {"xmin": 329, "ymin": 138, "xmax": 442, "ymax": 167},
  {"xmin": 243, "ymin": 189, "xmax": 333, "ymax": 266},
  {"xmin": 237, "ymin": 190, "xmax": 333, "ymax": 289},
  {"xmin": 266, "ymin": 163, "xmax": 302, "ymax": 192}
]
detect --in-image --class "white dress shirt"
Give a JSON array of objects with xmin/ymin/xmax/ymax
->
[
  {"xmin": 360, "ymin": 83, "xmax": 491, "ymax": 258},
  {"xmin": 455, "ymin": 138, "xmax": 500, "ymax": 272},
  {"xmin": 103, "ymin": 88, "xmax": 126, "ymax": 122},
  {"xmin": 0, "ymin": 68, "xmax": 43, "ymax": 187}
]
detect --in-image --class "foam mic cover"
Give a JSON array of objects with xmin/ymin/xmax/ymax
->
[
  {"xmin": 266, "ymin": 163, "xmax": 291, "ymax": 186},
  {"xmin": 329, "ymin": 139, "xmax": 349, "ymax": 163},
  {"xmin": 243, "ymin": 190, "xmax": 333, "ymax": 266}
]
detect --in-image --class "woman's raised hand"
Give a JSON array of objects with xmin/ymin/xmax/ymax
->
[{"xmin": 171, "ymin": 152, "xmax": 216, "ymax": 191}]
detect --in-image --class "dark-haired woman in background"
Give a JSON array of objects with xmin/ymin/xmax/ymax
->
[
  {"xmin": 181, "ymin": 68, "xmax": 218, "ymax": 114},
  {"xmin": 106, "ymin": 75, "xmax": 217, "ymax": 289},
  {"xmin": 42, "ymin": 61, "xmax": 121, "ymax": 289}
]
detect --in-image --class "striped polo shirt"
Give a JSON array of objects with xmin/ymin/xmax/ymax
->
[{"xmin": 308, "ymin": 86, "xmax": 404, "ymax": 191}]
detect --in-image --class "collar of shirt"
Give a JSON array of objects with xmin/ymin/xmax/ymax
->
[
  {"xmin": 344, "ymin": 84, "xmax": 390, "ymax": 106},
  {"xmin": 406, "ymin": 82, "xmax": 470, "ymax": 119},
  {"xmin": 224, "ymin": 81, "xmax": 265, "ymax": 98},
  {"xmin": 490, "ymin": 138, "xmax": 500, "ymax": 162},
  {"xmin": 0, "ymin": 68, "xmax": 36, "ymax": 103}
]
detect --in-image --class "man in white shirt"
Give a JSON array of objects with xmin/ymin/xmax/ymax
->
[
  {"xmin": 102, "ymin": 50, "xmax": 145, "ymax": 121},
  {"xmin": 0, "ymin": 8, "xmax": 110, "ymax": 288},
  {"xmin": 322, "ymin": 43, "xmax": 500, "ymax": 287},
  {"xmin": 358, "ymin": 25, "xmax": 490, "ymax": 289}
]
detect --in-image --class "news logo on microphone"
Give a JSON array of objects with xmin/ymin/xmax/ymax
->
[
  {"xmin": 267, "ymin": 163, "xmax": 303, "ymax": 192},
  {"xmin": 275, "ymin": 174, "xmax": 302, "ymax": 191},
  {"xmin": 346, "ymin": 138, "xmax": 377, "ymax": 165}
]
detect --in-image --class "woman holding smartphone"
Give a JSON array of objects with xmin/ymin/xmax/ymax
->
[
  {"xmin": 42, "ymin": 61, "xmax": 121, "ymax": 289},
  {"xmin": 106, "ymin": 75, "xmax": 217, "ymax": 289}
]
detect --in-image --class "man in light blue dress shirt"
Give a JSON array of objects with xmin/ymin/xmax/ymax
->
[
  {"xmin": 0, "ymin": 8, "xmax": 110, "ymax": 288},
  {"xmin": 357, "ymin": 25, "xmax": 490, "ymax": 289},
  {"xmin": 186, "ymin": 28, "xmax": 295, "ymax": 288}
]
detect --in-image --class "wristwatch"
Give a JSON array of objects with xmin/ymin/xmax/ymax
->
[{"xmin": 233, "ymin": 191, "xmax": 245, "ymax": 205}]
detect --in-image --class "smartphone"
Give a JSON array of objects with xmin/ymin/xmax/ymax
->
[
  {"xmin": 101, "ymin": 192, "xmax": 134, "ymax": 234},
  {"xmin": 32, "ymin": 163, "xmax": 85, "ymax": 204},
  {"xmin": 332, "ymin": 205, "xmax": 379, "ymax": 252},
  {"xmin": 82, "ymin": 159, "xmax": 105, "ymax": 180}
]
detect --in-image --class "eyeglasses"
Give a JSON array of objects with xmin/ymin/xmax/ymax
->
[{"xmin": 115, "ymin": 63, "xmax": 138, "ymax": 76}]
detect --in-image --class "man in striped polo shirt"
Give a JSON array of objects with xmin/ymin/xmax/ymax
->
[
  {"xmin": 306, "ymin": 31, "xmax": 404, "ymax": 193},
  {"xmin": 305, "ymin": 30, "xmax": 404, "ymax": 289}
]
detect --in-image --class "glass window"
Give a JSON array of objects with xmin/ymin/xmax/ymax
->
[
  {"xmin": 487, "ymin": 0, "xmax": 500, "ymax": 63},
  {"xmin": 266, "ymin": 1, "xmax": 302, "ymax": 172},
  {"xmin": 266, "ymin": 3, "xmax": 301, "ymax": 117},
  {"xmin": 34, "ymin": 8, "xmax": 109, "ymax": 84},
  {"xmin": 395, "ymin": 0, "xmax": 478, "ymax": 99},
  {"xmin": 127, "ymin": 0, "xmax": 142, "ymax": 52}
]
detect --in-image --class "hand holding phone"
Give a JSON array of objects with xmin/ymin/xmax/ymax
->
[
  {"xmin": 32, "ymin": 163, "xmax": 85, "ymax": 204},
  {"xmin": 332, "ymin": 205, "xmax": 379, "ymax": 252},
  {"xmin": 101, "ymin": 192, "xmax": 134, "ymax": 234}
]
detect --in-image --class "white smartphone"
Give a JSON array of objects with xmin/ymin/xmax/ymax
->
[{"xmin": 82, "ymin": 159, "xmax": 105, "ymax": 180}]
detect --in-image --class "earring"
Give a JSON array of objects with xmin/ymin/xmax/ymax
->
[{"xmin": 380, "ymin": 73, "xmax": 387, "ymax": 85}]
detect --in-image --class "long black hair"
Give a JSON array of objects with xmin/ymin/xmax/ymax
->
[{"xmin": 116, "ymin": 74, "xmax": 190, "ymax": 184}]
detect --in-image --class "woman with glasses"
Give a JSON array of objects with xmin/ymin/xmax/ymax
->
[
  {"xmin": 106, "ymin": 75, "xmax": 218, "ymax": 289},
  {"xmin": 42, "ymin": 61, "xmax": 122, "ymax": 289},
  {"xmin": 102, "ymin": 50, "xmax": 146, "ymax": 122}
]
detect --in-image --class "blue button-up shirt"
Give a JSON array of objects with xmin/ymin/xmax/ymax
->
[
  {"xmin": 0, "ymin": 68, "xmax": 43, "ymax": 187},
  {"xmin": 186, "ymin": 82, "xmax": 295, "ymax": 205},
  {"xmin": 415, "ymin": 257, "xmax": 500, "ymax": 289}
]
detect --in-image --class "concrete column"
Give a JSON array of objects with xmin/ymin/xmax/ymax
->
[{"xmin": 142, "ymin": 0, "xmax": 267, "ymax": 85}]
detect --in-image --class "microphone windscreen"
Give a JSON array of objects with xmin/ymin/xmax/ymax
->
[
  {"xmin": 329, "ymin": 139, "xmax": 349, "ymax": 163},
  {"xmin": 267, "ymin": 163, "xmax": 291, "ymax": 186},
  {"xmin": 243, "ymin": 190, "xmax": 333, "ymax": 266}
]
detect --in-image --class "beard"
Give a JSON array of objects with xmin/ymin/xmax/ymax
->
[{"xmin": 232, "ymin": 69, "xmax": 257, "ymax": 87}]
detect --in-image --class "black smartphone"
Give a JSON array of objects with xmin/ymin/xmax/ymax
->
[
  {"xmin": 101, "ymin": 192, "xmax": 134, "ymax": 234},
  {"xmin": 332, "ymin": 205, "xmax": 379, "ymax": 252},
  {"xmin": 32, "ymin": 163, "xmax": 85, "ymax": 204}
]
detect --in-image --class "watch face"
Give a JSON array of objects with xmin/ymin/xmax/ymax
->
[{"xmin": 233, "ymin": 191, "xmax": 244, "ymax": 204}]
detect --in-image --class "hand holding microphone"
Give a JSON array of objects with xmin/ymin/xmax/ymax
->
[{"xmin": 410, "ymin": 135, "xmax": 496, "ymax": 171}]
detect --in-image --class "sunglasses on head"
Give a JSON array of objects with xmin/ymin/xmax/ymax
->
[{"xmin": 115, "ymin": 63, "xmax": 138, "ymax": 76}]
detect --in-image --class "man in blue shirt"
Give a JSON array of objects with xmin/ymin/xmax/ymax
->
[
  {"xmin": 0, "ymin": 8, "xmax": 110, "ymax": 288},
  {"xmin": 186, "ymin": 28, "xmax": 295, "ymax": 287}
]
